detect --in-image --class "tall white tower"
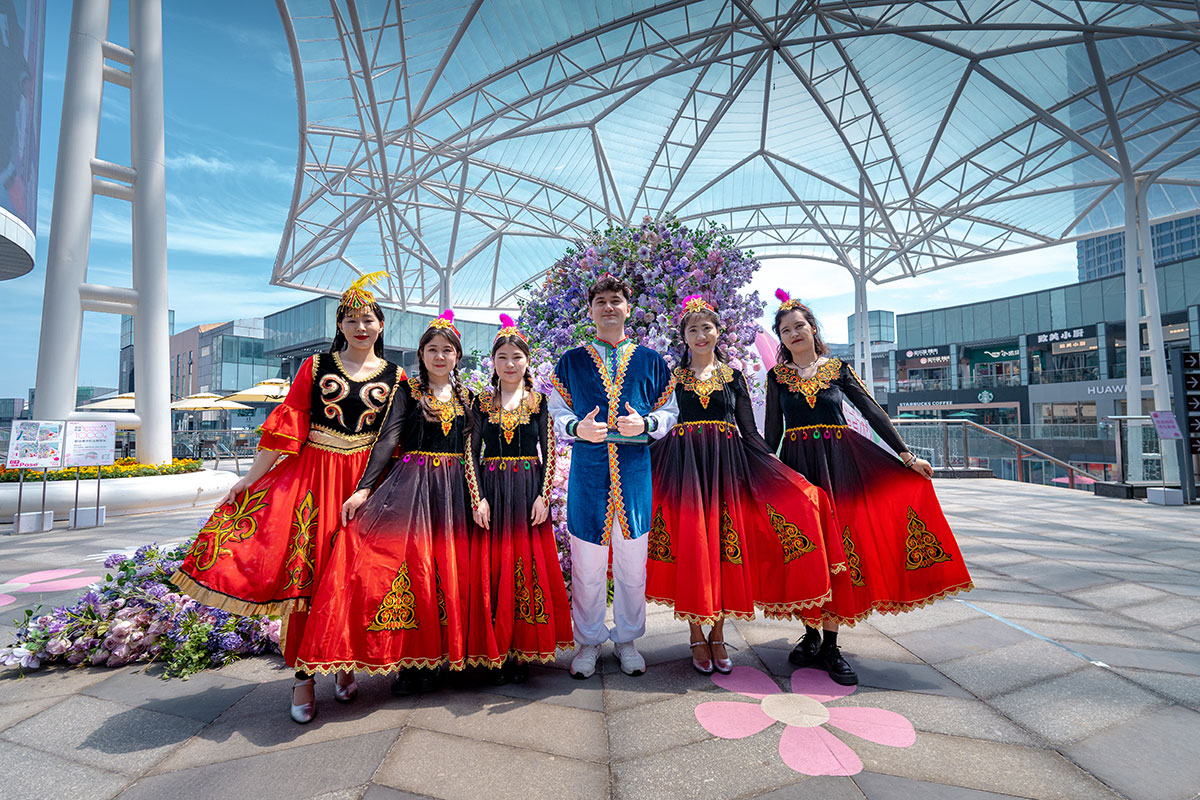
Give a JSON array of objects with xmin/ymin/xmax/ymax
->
[{"xmin": 33, "ymin": 0, "xmax": 170, "ymax": 464}]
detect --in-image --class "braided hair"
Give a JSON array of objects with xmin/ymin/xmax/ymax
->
[
  {"xmin": 416, "ymin": 327, "xmax": 474, "ymax": 434},
  {"xmin": 489, "ymin": 333, "xmax": 537, "ymax": 412}
]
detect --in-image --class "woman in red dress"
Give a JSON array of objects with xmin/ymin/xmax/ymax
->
[
  {"xmin": 647, "ymin": 296, "xmax": 847, "ymax": 674},
  {"xmin": 764, "ymin": 290, "xmax": 973, "ymax": 685},
  {"xmin": 467, "ymin": 314, "xmax": 574, "ymax": 683},
  {"xmin": 295, "ymin": 311, "xmax": 480, "ymax": 696},
  {"xmin": 172, "ymin": 273, "xmax": 404, "ymax": 722}
]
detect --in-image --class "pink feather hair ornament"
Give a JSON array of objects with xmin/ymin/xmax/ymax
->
[
  {"xmin": 495, "ymin": 312, "xmax": 527, "ymax": 343},
  {"xmin": 775, "ymin": 288, "xmax": 803, "ymax": 312},
  {"xmin": 428, "ymin": 308, "xmax": 460, "ymax": 337}
]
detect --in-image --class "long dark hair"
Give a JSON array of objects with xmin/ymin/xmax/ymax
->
[
  {"xmin": 772, "ymin": 303, "xmax": 828, "ymax": 365},
  {"xmin": 678, "ymin": 307, "xmax": 728, "ymax": 368},
  {"xmin": 489, "ymin": 333, "xmax": 537, "ymax": 410},
  {"xmin": 416, "ymin": 326, "xmax": 473, "ymax": 432},
  {"xmin": 330, "ymin": 302, "xmax": 386, "ymax": 358}
]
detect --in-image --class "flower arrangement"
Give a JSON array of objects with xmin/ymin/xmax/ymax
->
[
  {"xmin": 0, "ymin": 458, "xmax": 202, "ymax": 483},
  {"xmin": 1, "ymin": 540, "xmax": 279, "ymax": 677},
  {"xmin": 514, "ymin": 215, "xmax": 766, "ymax": 582}
]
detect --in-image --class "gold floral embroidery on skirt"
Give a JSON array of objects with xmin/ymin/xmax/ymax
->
[
  {"xmin": 368, "ymin": 562, "xmax": 418, "ymax": 630},
  {"xmin": 282, "ymin": 492, "xmax": 317, "ymax": 590},
  {"xmin": 842, "ymin": 526, "xmax": 866, "ymax": 586},
  {"xmin": 719, "ymin": 502, "xmax": 743, "ymax": 564},
  {"xmin": 515, "ymin": 557, "xmax": 549, "ymax": 624},
  {"xmin": 647, "ymin": 506, "xmax": 674, "ymax": 563},
  {"xmin": 189, "ymin": 488, "xmax": 270, "ymax": 571},
  {"xmin": 904, "ymin": 506, "xmax": 952, "ymax": 570},
  {"xmin": 767, "ymin": 503, "xmax": 814, "ymax": 563}
]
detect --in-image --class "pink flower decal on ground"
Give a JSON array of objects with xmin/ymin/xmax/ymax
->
[
  {"xmin": 0, "ymin": 569, "xmax": 102, "ymax": 609},
  {"xmin": 694, "ymin": 666, "xmax": 915, "ymax": 776}
]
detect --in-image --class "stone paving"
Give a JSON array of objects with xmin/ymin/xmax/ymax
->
[{"xmin": 2, "ymin": 479, "xmax": 1200, "ymax": 800}]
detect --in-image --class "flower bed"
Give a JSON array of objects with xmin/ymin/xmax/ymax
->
[
  {"xmin": 0, "ymin": 457, "xmax": 202, "ymax": 482},
  {"xmin": 1, "ymin": 539, "xmax": 279, "ymax": 677}
]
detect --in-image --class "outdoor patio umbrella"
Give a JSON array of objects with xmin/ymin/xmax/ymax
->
[
  {"xmin": 170, "ymin": 394, "xmax": 252, "ymax": 411},
  {"xmin": 78, "ymin": 392, "xmax": 137, "ymax": 410},
  {"xmin": 1051, "ymin": 475, "xmax": 1096, "ymax": 485},
  {"xmin": 223, "ymin": 379, "xmax": 290, "ymax": 403},
  {"xmin": 947, "ymin": 410, "xmax": 978, "ymax": 418}
]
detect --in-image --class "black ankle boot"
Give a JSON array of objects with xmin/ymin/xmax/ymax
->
[
  {"xmin": 816, "ymin": 643, "xmax": 859, "ymax": 686},
  {"xmin": 390, "ymin": 668, "xmax": 417, "ymax": 696},
  {"xmin": 788, "ymin": 628, "xmax": 822, "ymax": 667}
]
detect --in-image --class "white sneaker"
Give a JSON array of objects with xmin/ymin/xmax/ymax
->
[
  {"xmin": 613, "ymin": 640, "xmax": 646, "ymax": 676},
  {"xmin": 570, "ymin": 644, "xmax": 601, "ymax": 679}
]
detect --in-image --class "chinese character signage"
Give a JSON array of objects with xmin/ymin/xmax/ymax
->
[
  {"xmin": 6, "ymin": 421, "xmax": 65, "ymax": 469},
  {"xmin": 1033, "ymin": 325, "xmax": 1096, "ymax": 346},
  {"xmin": 64, "ymin": 421, "xmax": 117, "ymax": 467}
]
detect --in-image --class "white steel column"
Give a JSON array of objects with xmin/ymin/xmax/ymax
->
[
  {"xmin": 33, "ymin": 0, "xmax": 110, "ymax": 422},
  {"xmin": 852, "ymin": 272, "xmax": 874, "ymax": 392},
  {"xmin": 1122, "ymin": 175, "xmax": 1147, "ymax": 482},
  {"xmin": 130, "ymin": 0, "xmax": 170, "ymax": 464}
]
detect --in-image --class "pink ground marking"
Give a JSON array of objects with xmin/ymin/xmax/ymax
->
[
  {"xmin": 790, "ymin": 668, "xmax": 857, "ymax": 702},
  {"xmin": 15, "ymin": 576, "xmax": 101, "ymax": 593},
  {"xmin": 826, "ymin": 706, "xmax": 916, "ymax": 747},
  {"xmin": 0, "ymin": 594, "xmax": 16, "ymax": 609},
  {"xmin": 778, "ymin": 723, "xmax": 863, "ymax": 776},
  {"xmin": 695, "ymin": 701, "xmax": 776, "ymax": 739},
  {"xmin": 7, "ymin": 568, "xmax": 85, "ymax": 583},
  {"xmin": 712, "ymin": 666, "xmax": 782, "ymax": 698}
]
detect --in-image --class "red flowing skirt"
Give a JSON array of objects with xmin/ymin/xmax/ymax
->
[
  {"xmin": 171, "ymin": 444, "xmax": 368, "ymax": 665},
  {"xmin": 647, "ymin": 422, "xmax": 845, "ymax": 626},
  {"xmin": 294, "ymin": 454, "xmax": 475, "ymax": 674},
  {"xmin": 467, "ymin": 457, "xmax": 573, "ymax": 665},
  {"xmin": 780, "ymin": 426, "xmax": 973, "ymax": 623}
]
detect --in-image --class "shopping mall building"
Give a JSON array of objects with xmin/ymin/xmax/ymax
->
[{"xmin": 866, "ymin": 254, "xmax": 1200, "ymax": 430}]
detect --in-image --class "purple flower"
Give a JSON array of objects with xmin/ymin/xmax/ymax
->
[{"xmin": 103, "ymin": 553, "xmax": 127, "ymax": 569}]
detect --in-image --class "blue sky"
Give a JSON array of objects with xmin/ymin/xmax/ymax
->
[{"xmin": 2, "ymin": 3, "xmax": 1080, "ymax": 401}]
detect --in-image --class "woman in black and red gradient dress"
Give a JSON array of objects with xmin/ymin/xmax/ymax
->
[
  {"xmin": 295, "ymin": 311, "xmax": 480, "ymax": 696},
  {"xmin": 466, "ymin": 314, "xmax": 573, "ymax": 683},
  {"xmin": 764, "ymin": 290, "xmax": 972, "ymax": 686},
  {"xmin": 647, "ymin": 296, "xmax": 848, "ymax": 675},
  {"xmin": 171, "ymin": 273, "xmax": 403, "ymax": 723}
]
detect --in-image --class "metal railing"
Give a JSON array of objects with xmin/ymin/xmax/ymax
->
[
  {"xmin": 1028, "ymin": 366, "xmax": 1100, "ymax": 384},
  {"xmin": 960, "ymin": 374, "xmax": 1023, "ymax": 389},
  {"xmin": 894, "ymin": 378, "xmax": 951, "ymax": 392},
  {"xmin": 893, "ymin": 419, "xmax": 1103, "ymax": 491}
]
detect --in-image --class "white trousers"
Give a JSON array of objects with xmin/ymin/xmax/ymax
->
[{"xmin": 570, "ymin": 521, "xmax": 649, "ymax": 645}]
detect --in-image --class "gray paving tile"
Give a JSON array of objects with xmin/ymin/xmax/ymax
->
[
  {"xmin": 463, "ymin": 662, "xmax": 604, "ymax": 711},
  {"xmin": 0, "ymin": 739, "xmax": 128, "ymax": 800},
  {"xmin": 892, "ymin": 617, "xmax": 1029, "ymax": 664},
  {"xmin": 1110, "ymin": 667, "xmax": 1200, "ymax": 709},
  {"xmin": 989, "ymin": 668, "xmax": 1167, "ymax": 745},
  {"xmin": 846, "ymin": 689, "xmax": 1036, "ymax": 746},
  {"xmin": 1065, "ymin": 705, "xmax": 1200, "ymax": 800},
  {"xmin": 82, "ymin": 665, "xmax": 255, "ymax": 723},
  {"xmin": 853, "ymin": 772, "xmax": 1028, "ymax": 799},
  {"xmin": 377, "ymin": 727, "xmax": 608, "ymax": 800},
  {"xmin": 751, "ymin": 777, "xmax": 867, "ymax": 798},
  {"xmin": 1117, "ymin": 596, "xmax": 1200, "ymax": 631},
  {"xmin": 607, "ymin": 690, "xmax": 714, "ymax": 762},
  {"xmin": 0, "ymin": 696, "xmax": 64, "ymax": 733},
  {"xmin": 601, "ymin": 653, "xmax": 734, "ymax": 713},
  {"xmin": 933, "ymin": 640, "xmax": 1085, "ymax": 699},
  {"xmin": 846, "ymin": 731, "xmax": 1123, "ymax": 800},
  {"xmin": 612, "ymin": 729, "xmax": 807, "ymax": 800},
  {"xmin": 851, "ymin": 657, "xmax": 974, "ymax": 699},
  {"xmin": 302, "ymin": 788, "xmax": 367, "ymax": 800},
  {"xmin": 999, "ymin": 561, "xmax": 1115, "ymax": 593},
  {"xmin": 153, "ymin": 675, "xmax": 417, "ymax": 772},
  {"xmin": 406, "ymin": 689, "xmax": 608, "ymax": 762},
  {"xmin": 865, "ymin": 601, "xmax": 983, "ymax": 637},
  {"xmin": 1022, "ymin": 620, "xmax": 1199, "ymax": 652},
  {"xmin": 362, "ymin": 786, "xmax": 435, "ymax": 800},
  {"xmin": 0, "ymin": 694, "xmax": 201, "ymax": 776},
  {"xmin": 118, "ymin": 730, "xmax": 397, "ymax": 800},
  {"xmin": 1079, "ymin": 642, "xmax": 1200, "ymax": 674},
  {"xmin": 957, "ymin": 588, "xmax": 1086, "ymax": 609},
  {"xmin": 0, "ymin": 664, "xmax": 114, "ymax": 703}
]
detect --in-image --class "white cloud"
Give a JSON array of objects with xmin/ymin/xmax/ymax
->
[{"xmin": 166, "ymin": 153, "xmax": 235, "ymax": 173}]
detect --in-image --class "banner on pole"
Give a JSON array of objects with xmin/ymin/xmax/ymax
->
[{"xmin": 64, "ymin": 421, "xmax": 117, "ymax": 467}]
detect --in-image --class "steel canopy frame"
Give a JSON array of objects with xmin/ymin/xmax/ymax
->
[{"xmin": 273, "ymin": 1, "xmax": 1200, "ymax": 326}]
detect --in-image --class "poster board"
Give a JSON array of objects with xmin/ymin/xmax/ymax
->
[
  {"xmin": 64, "ymin": 421, "xmax": 117, "ymax": 467},
  {"xmin": 6, "ymin": 420, "xmax": 65, "ymax": 469}
]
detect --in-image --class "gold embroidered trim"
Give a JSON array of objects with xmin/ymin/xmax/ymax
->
[
  {"xmin": 842, "ymin": 526, "xmax": 866, "ymax": 587},
  {"xmin": 408, "ymin": 377, "xmax": 464, "ymax": 436},
  {"xmin": 332, "ymin": 350, "xmax": 390, "ymax": 382},
  {"xmin": 719, "ymin": 502, "xmax": 743, "ymax": 565},
  {"xmin": 307, "ymin": 426, "xmax": 378, "ymax": 452},
  {"xmin": 188, "ymin": 488, "xmax": 269, "ymax": 571},
  {"xmin": 810, "ymin": 580, "xmax": 976, "ymax": 627},
  {"xmin": 904, "ymin": 506, "xmax": 953, "ymax": 570},
  {"xmin": 646, "ymin": 595, "xmax": 757, "ymax": 625},
  {"xmin": 674, "ymin": 364, "xmax": 733, "ymax": 409},
  {"xmin": 647, "ymin": 506, "xmax": 674, "ymax": 563},
  {"xmin": 170, "ymin": 570, "xmax": 309, "ymax": 617},
  {"xmin": 755, "ymin": 588, "xmax": 834, "ymax": 621},
  {"xmin": 772, "ymin": 358, "xmax": 842, "ymax": 409},
  {"xmin": 766, "ymin": 503, "xmax": 815, "ymax": 563},
  {"xmin": 587, "ymin": 341, "xmax": 637, "ymax": 542},
  {"xmin": 481, "ymin": 389, "xmax": 539, "ymax": 444},
  {"xmin": 282, "ymin": 492, "xmax": 317, "ymax": 591},
  {"xmin": 514, "ymin": 557, "xmax": 550, "ymax": 625},
  {"xmin": 367, "ymin": 562, "xmax": 419, "ymax": 630}
]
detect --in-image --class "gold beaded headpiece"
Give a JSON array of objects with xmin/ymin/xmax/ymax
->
[
  {"xmin": 775, "ymin": 288, "xmax": 805, "ymax": 312},
  {"xmin": 679, "ymin": 294, "xmax": 716, "ymax": 318},
  {"xmin": 494, "ymin": 313, "xmax": 526, "ymax": 344},
  {"xmin": 339, "ymin": 271, "xmax": 387, "ymax": 312},
  {"xmin": 427, "ymin": 309, "xmax": 460, "ymax": 338}
]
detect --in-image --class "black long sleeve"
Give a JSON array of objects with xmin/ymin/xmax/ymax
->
[
  {"xmin": 357, "ymin": 383, "xmax": 409, "ymax": 491},
  {"xmin": 732, "ymin": 370, "xmax": 770, "ymax": 455},
  {"xmin": 466, "ymin": 394, "xmax": 486, "ymax": 505},
  {"xmin": 839, "ymin": 362, "xmax": 908, "ymax": 455},
  {"xmin": 538, "ymin": 397, "xmax": 556, "ymax": 503},
  {"xmin": 764, "ymin": 370, "xmax": 783, "ymax": 454}
]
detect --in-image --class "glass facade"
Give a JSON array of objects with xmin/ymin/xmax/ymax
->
[
  {"xmin": 1077, "ymin": 213, "xmax": 1200, "ymax": 281},
  {"xmin": 847, "ymin": 310, "xmax": 895, "ymax": 345},
  {"xmin": 119, "ymin": 311, "xmax": 175, "ymax": 393},
  {"xmin": 197, "ymin": 319, "xmax": 278, "ymax": 393}
]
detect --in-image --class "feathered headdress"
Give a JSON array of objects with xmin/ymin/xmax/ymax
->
[
  {"xmin": 427, "ymin": 309, "xmax": 460, "ymax": 338},
  {"xmin": 339, "ymin": 271, "xmax": 387, "ymax": 312},
  {"xmin": 775, "ymin": 288, "xmax": 805, "ymax": 312},
  {"xmin": 494, "ymin": 312, "xmax": 526, "ymax": 343},
  {"xmin": 679, "ymin": 294, "xmax": 716, "ymax": 318}
]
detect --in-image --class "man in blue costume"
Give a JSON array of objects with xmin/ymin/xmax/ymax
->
[{"xmin": 549, "ymin": 274, "xmax": 678, "ymax": 679}]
